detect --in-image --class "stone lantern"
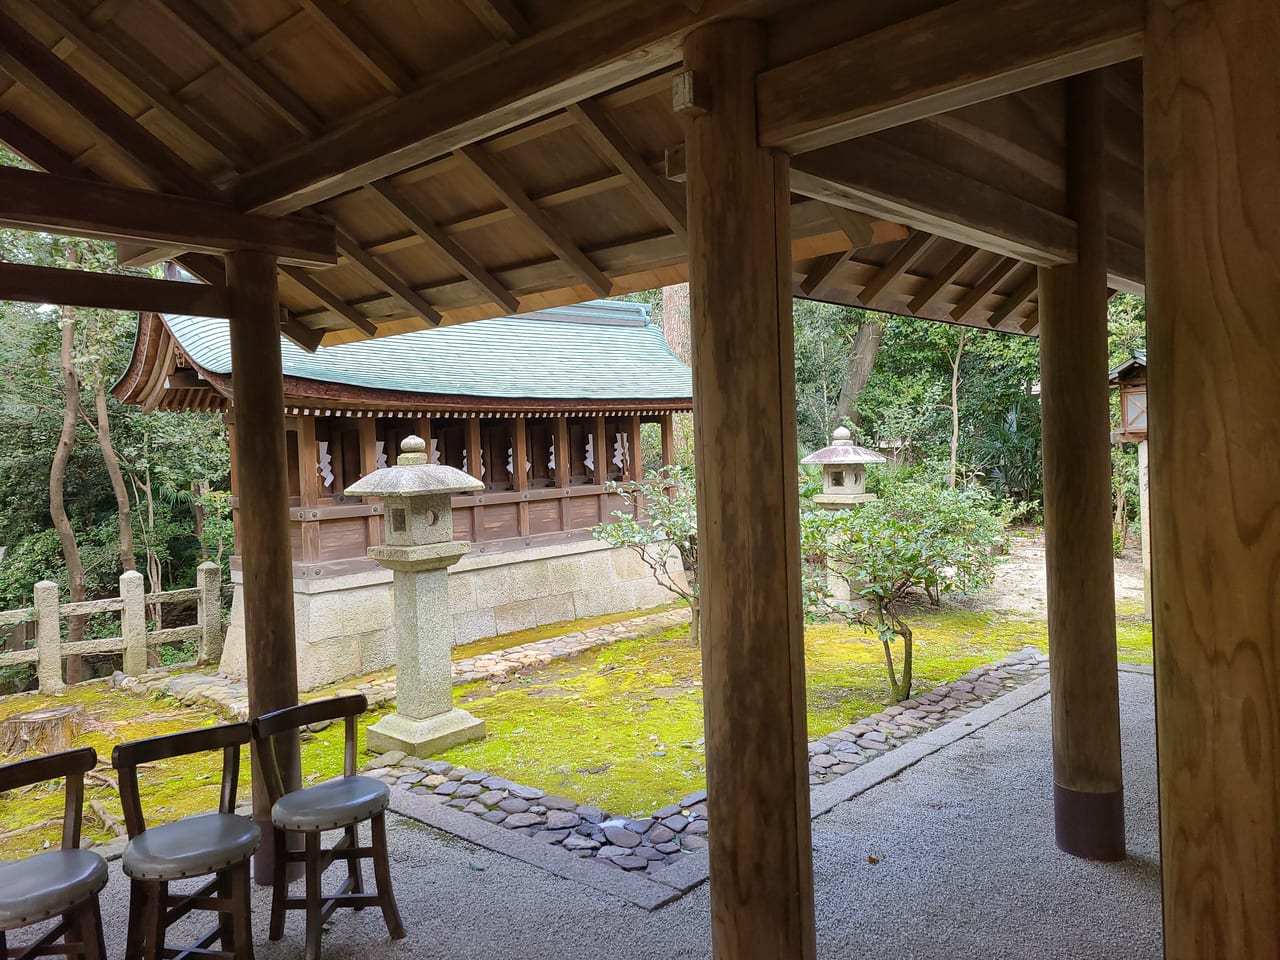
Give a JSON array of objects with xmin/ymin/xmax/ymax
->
[
  {"xmin": 801, "ymin": 427, "xmax": 888, "ymax": 507},
  {"xmin": 345, "ymin": 435, "xmax": 487, "ymax": 756}
]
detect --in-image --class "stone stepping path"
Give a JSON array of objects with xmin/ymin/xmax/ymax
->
[
  {"xmin": 113, "ymin": 606, "xmax": 690, "ymax": 720},
  {"xmin": 362, "ymin": 646, "xmax": 1049, "ymax": 870}
]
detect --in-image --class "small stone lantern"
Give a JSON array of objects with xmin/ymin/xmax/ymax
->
[
  {"xmin": 345, "ymin": 435, "xmax": 486, "ymax": 756},
  {"xmin": 801, "ymin": 427, "xmax": 888, "ymax": 507}
]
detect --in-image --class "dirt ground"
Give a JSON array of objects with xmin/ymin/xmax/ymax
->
[{"xmin": 956, "ymin": 529, "xmax": 1147, "ymax": 617}]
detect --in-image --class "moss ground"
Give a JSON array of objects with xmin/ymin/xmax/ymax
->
[{"xmin": 2, "ymin": 604, "xmax": 1153, "ymax": 855}]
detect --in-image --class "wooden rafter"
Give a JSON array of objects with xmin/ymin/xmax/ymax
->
[
  {"xmin": 456, "ymin": 144, "xmax": 612, "ymax": 297},
  {"xmin": 1018, "ymin": 309, "xmax": 1039, "ymax": 335},
  {"xmin": 233, "ymin": 0, "xmax": 757, "ymax": 214},
  {"xmin": 9, "ymin": 0, "xmax": 251, "ymax": 169},
  {"xmin": 280, "ymin": 265, "xmax": 377, "ymax": 337},
  {"xmin": 0, "ymin": 110, "xmax": 83, "ymax": 177},
  {"xmin": 908, "ymin": 244, "xmax": 980, "ymax": 314},
  {"xmin": 458, "ymin": 0, "xmax": 530, "ymax": 43},
  {"xmin": 984, "ymin": 267, "xmax": 1038, "ymax": 329},
  {"xmin": 365, "ymin": 181, "xmax": 519, "ymax": 314},
  {"xmin": 758, "ymin": 0, "xmax": 1144, "ymax": 153},
  {"xmin": 334, "ymin": 229, "xmax": 442, "ymax": 326},
  {"xmin": 0, "ymin": 260, "xmax": 229, "ymax": 316},
  {"xmin": 566, "ymin": 98, "xmax": 686, "ymax": 240},
  {"xmin": 0, "ymin": 5, "xmax": 219, "ymax": 199},
  {"xmin": 0, "ymin": 166, "xmax": 336, "ymax": 265},
  {"xmin": 951, "ymin": 257, "xmax": 1019, "ymax": 323},
  {"xmin": 858, "ymin": 230, "xmax": 934, "ymax": 308},
  {"xmin": 798, "ymin": 205, "xmax": 881, "ymax": 297},
  {"xmin": 150, "ymin": 0, "xmax": 322, "ymax": 136},
  {"xmin": 176, "ymin": 254, "xmax": 322, "ymax": 352},
  {"xmin": 297, "ymin": 0, "xmax": 408, "ymax": 94}
]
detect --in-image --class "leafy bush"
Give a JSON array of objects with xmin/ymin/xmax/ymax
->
[
  {"xmin": 592, "ymin": 465, "xmax": 699, "ymax": 642},
  {"xmin": 801, "ymin": 478, "xmax": 1010, "ymax": 701}
]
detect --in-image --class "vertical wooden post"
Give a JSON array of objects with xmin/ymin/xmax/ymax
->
[
  {"xmin": 465, "ymin": 418, "xmax": 483, "ymax": 483},
  {"xmin": 225, "ymin": 249, "xmax": 300, "ymax": 884},
  {"xmin": 684, "ymin": 19, "xmax": 816, "ymax": 960},
  {"xmin": 1146, "ymin": 0, "xmax": 1280, "ymax": 952},
  {"xmin": 296, "ymin": 416, "xmax": 321, "ymax": 563},
  {"xmin": 120, "ymin": 570, "xmax": 146, "ymax": 675},
  {"xmin": 513, "ymin": 416, "xmax": 530, "ymax": 537},
  {"xmin": 34, "ymin": 580, "xmax": 63, "ymax": 693},
  {"xmin": 627, "ymin": 415, "xmax": 642, "ymax": 479},
  {"xmin": 553, "ymin": 416, "xmax": 570, "ymax": 488},
  {"xmin": 358, "ymin": 417, "xmax": 380, "ymax": 546},
  {"xmin": 1136, "ymin": 438, "xmax": 1152, "ymax": 620},
  {"xmin": 592, "ymin": 416, "xmax": 608, "ymax": 484},
  {"xmin": 660, "ymin": 412, "xmax": 676, "ymax": 468},
  {"xmin": 1037, "ymin": 71, "xmax": 1124, "ymax": 862}
]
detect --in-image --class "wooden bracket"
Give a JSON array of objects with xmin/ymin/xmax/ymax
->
[{"xmin": 672, "ymin": 70, "xmax": 710, "ymax": 116}]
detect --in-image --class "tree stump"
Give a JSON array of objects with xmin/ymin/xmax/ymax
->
[{"xmin": 0, "ymin": 706, "xmax": 87, "ymax": 756}]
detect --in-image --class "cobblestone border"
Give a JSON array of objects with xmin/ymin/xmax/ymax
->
[{"xmin": 112, "ymin": 606, "xmax": 691, "ymax": 720}]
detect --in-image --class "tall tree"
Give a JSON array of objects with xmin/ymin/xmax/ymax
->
[
  {"xmin": 835, "ymin": 319, "xmax": 884, "ymax": 428},
  {"xmin": 50, "ymin": 302, "xmax": 87, "ymax": 682}
]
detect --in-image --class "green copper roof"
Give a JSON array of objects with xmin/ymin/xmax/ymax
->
[{"xmin": 163, "ymin": 300, "xmax": 692, "ymax": 402}]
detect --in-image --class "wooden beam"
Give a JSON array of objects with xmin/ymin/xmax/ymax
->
[
  {"xmin": 0, "ymin": 110, "xmax": 83, "ymax": 177},
  {"xmin": 908, "ymin": 244, "xmax": 979, "ymax": 314},
  {"xmin": 684, "ymin": 19, "xmax": 816, "ymax": 960},
  {"xmin": 0, "ymin": 5, "xmax": 219, "ymax": 198},
  {"xmin": 798, "ymin": 206, "xmax": 887, "ymax": 297},
  {"xmin": 279, "ymin": 305, "xmax": 323, "ymax": 352},
  {"xmin": 0, "ymin": 166, "xmax": 337, "ymax": 265},
  {"xmin": 297, "ymin": 0, "xmax": 409, "ymax": 94},
  {"xmin": 365, "ymin": 181, "xmax": 519, "ymax": 314},
  {"xmin": 984, "ymin": 266, "xmax": 1038, "ymax": 329},
  {"xmin": 151, "ymin": 0, "xmax": 322, "ymax": 135},
  {"xmin": 280, "ymin": 265, "xmax": 377, "ymax": 337},
  {"xmin": 334, "ymin": 230, "xmax": 441, "ymax": 326},
  {"xmin": 224, "ymin": 249, "xmax": 301, "ymax": 883},
  {"xmin": 950, "ymin": 256, "xmax": 1018, "ymax": 322},
  {"xmin": 459, "ymin": 0, "xmax": 530, "ymax": 43},
  {"xmin": 1146, "ymin": 0, "xmax": 1280, "ymax": 951},
  {"xmin": 758, "ymin": 0, "xmax": 1144, "ymax": 153},
  {"xmin": 11, "ymin": 0, "xmax": 250, "ymax": 168},
  {"xmin": 456, "ymin": 145, "xmax": 612, "ymax": 297},
  {"xmin": 858, "ymin": 229, "xmax": 934, "ymax": 308},
  {"xmin": 791, "ymin": 137, "xmax": 1076, "ymax": 267},
  {"xmin": 1039, "ymin": 72, "xmax": 1124, "ymax": 861},
  {"xmin": 232, "ymin": 0, "xmax": 756, "ymax": 215},
  {"xmin": 567, "ymin": 98, "xmax": 686, "ymax": 240},
  {"xmin": 0, "ymin": 261, "xmax": 230, "ymax": 316}
]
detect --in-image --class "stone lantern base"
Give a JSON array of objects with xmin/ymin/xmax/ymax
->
[{"xmin": 366, "ymin": 707, "xmax": 486, "ymax": 757}]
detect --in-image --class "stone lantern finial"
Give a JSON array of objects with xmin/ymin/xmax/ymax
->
[
  {"xmin": 832, "ymin": 426, "xmax": 852, "ymax": 442},
  {"xmin": 397, "ymin": 434, "xmax": 428, "ymax": 464}
]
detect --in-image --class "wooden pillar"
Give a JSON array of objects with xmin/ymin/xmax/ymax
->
[
  {"xmin": 296, "ymin": 415, "xmax": 320, "ymax": 564},
  {"xmin": 553, "ymin": 416, "xmax": 570, "ymax": 488},
  {"xmin": 1146, "ymin": 1, "xmax": 1280, "ymax": 953},
  {"xmin": 627, "ymin": 415, "xmax": 643, "ymax": 480},
  {"xmin": 513, "ymin": 416, "xmax": 529, "ymax": 537},
  {"xmin": 1038, "ymin": 72, "xmax": 1124, "ymax": 862},
  {"xmin": 592, "ymin": 416, "xmax": 608, "ymax": 484},
  {"xmin": 225, "ymin": 250, "xmax": 300, "ymax": 883},
  {"xmin": 684, "ymin": 20, "xmax": 816, "ymax": 960},
  {"xmin": 465, "ymin": 418, "xmax": 483, "ymax": 483},
  {"xmin": 660, "ymin": 412, "xmax": 676, "ymax": 467},
  {"xmin": 358, "ymin": 417, "xmax": 380, "ymax": 546}
]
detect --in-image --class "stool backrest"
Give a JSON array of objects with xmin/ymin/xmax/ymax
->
[
  {"xmin": 111, "ymin": 723, "xmax": 251, "ymax": 837},
  {"xmin": 0, "ymin": 747, "xmax": 97, "ymax": 851},
  {"xmin": 252, "ymin": 695, "xmax": 368, "ymax": 804}
]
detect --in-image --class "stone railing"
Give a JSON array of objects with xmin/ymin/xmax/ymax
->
[{"xmin": 0, "ymin": 562, "xmax": 224, "ymax": 693}]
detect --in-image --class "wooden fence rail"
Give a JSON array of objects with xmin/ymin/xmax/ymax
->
[{"xmin": 0, "ymin": 563, "xmax": 224, "ymax": 693}]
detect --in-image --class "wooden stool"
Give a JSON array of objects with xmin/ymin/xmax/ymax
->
[
  {"xmin": 0, "ymin": 748, "xmax": 107, "ymax": 960},
  {"xmin": 113, "ymin": 724, "xmax": 258, "ymax": 960},
  {"xmin": 252, "ymin": 695, "xmax": 404, "ymax": 960}
]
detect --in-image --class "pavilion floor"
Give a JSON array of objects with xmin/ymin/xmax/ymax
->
[{"xmin": 89, "ymin": 671, "xmax": 1161, "ymax": 960}]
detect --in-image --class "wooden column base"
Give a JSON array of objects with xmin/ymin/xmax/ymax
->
[{"xmin": 1054, "ymin": 783, "xmax": 1125, "ymax": 861}]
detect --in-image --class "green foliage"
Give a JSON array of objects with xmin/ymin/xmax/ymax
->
[
  {"xmin": 801, "ymin": 478, "xmax": 1010, "ymax": 700},
  {"xmin": 592, "ymin": 466, "xmax": 699, "ymax": 640}
]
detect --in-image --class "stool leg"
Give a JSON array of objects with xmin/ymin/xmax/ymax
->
[
  {"xmin": 125, "ymin": 880, "xmax": 145, "ymax": 960},
  {"xmin": 370, "ymin": 812, "xmax": 405, "ymax": 940},
  {"xmin": 229, "ymin": 861, "xmax": 254, "ymax": 960},
  {"xmin": 142, "ymin": 881, "xmax": 167, "ymax": 960},
  {"xmin": 75, "ymin": 896, "xmax": 106, "ymax": 960},
  {"xmin": 304, "ymin": 832, "xmax": 323, "ymax": 960},
  {"xmin": 344, "ymin": 824, "xmax": 365, "ymax": 906},
  {"xmin": 268, "ymin": 828, "xmax": 287, "ymax": 942},
  {"xmin": 216, "ymin": 870, "xmax": 235, "ymax": 957}
]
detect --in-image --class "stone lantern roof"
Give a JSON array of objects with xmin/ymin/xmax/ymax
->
[{"xmin": 800, "ymin": 427, "xmax": 889, "ymax": 466}]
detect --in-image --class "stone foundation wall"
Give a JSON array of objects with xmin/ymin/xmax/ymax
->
[{"xmin": 220, "ymin": 540, "xmax": 685, "ymax": 690}]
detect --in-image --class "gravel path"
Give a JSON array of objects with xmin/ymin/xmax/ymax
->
[{"xmin": 84, "ymin": 672, "xmax": 1160, "ymax": 960}]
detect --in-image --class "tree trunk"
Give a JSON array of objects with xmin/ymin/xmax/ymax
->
[
  {"xmin": 835, "ymin": 320, "xmax": 884, "ymax": 428},
  {"xmin": 948, "ymin": 329, "xmax": 966, "ymax": 488},
  {"xmin": 51, "ymin": 307, "xmax": 85, "ymax": 684},
  {"xmin": 0, "ymin": 706, "xmax": 87, "ymax": 755},
  {"xmin": 688, "ymin": 595, "xmax": 700, "ymax": 646},
  {"xmin": 93, "ymin": 381, "xmax": 135, "ymax": 572}
]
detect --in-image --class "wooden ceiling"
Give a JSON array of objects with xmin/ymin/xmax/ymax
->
[{"xmin": 0, "ymin": 0, "xmax": 1145, "ymax": 346}]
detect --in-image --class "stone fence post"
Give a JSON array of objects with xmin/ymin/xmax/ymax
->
[
  {"xmin": 34, "ymin": 580, "xmax": 63, "ymax": 693},
  {"xmin": 197, "ymin": 562, "xmax": 224, "ymax": 665},
  {"xmin": 120, "ymin": 570, "xmax": 147, "ymax": 675}
]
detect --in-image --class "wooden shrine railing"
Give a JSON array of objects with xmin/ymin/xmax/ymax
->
[{"xmin": 0, "ymin": 563, "xmax": 224, "ymax": 693}]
